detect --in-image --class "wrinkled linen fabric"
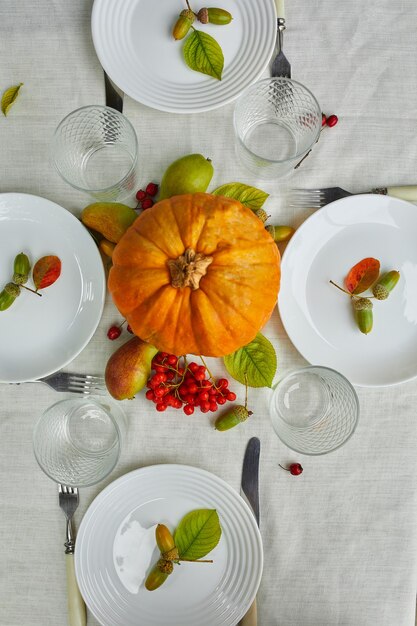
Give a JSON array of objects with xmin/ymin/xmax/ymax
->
[{"xmin": 1, "ymin": 1, "xmax": 417, "ymax": 625}]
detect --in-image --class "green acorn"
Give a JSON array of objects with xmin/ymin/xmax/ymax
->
[
  {"xmin": 266, "ymin": 225, "xmax": 295, "ymax": 243},
  {"xmin": 372, "ymin": 270, "xmax": 400, "ymax": 300},
  {"xmin": 215, "ymin": 405, "xmax": 252, "ymax": 431},
  {"xmin": 352, "ymin": 297, "xmax": 373, "ymax": 334}
]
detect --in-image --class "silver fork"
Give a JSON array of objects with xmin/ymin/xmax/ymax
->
[
  {"xmin": 58, "ymin": 484, "xmax": 87, "ymax": 626},
  {"xmin": 35, "ymin": 371, "xmax": 105, "ymax": 394},
  {"xmin": 288, "ymin": 185, "xmax": 417, "ymax": 209}
]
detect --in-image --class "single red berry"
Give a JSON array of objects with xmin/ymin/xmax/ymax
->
[
  {"xmin": 201, "ymin": 400, "xmax": 211, "ymax": 412},
  {"xmin": 127, "ymin": 324, "xmax": 133, "ymax": 334},
  {"xmin": 167, "ymin": 354, "xmax": 178, "ymax": 366},
  {"xmin": 217, "ymin": 396, "xmax": 227, "ymax": 405},
  {"xmin": 107, "ymin": 325, "xmax": 121, "ymax": 340},
  {"xmin": 136, "ymin": 189, "xmax": 147, "ymax": 201},
  {"xmin": 217, "ymin": 378, "xmax": 229, "ymax": 389},
  {"xmin": 279, "ymin": 463, "xmax": 303, "ymax": 476},
  {"xmin": 172, "ymin": 398, "xmax": 183, "ymax": 409},
  {"xmin": 187, "ymin": 383, "xmax": 199, "ymax": 395},
  {"xmin": 321, "ymin": 112, "xmax": 327, "ymax": 127},
  {"xmin": 198, "ymin": 391, "xmax": 209, "ymax": 402},
  {"xmin": 194, "ymin": 371, "xmax": 205, "ymax": 381},
  {"xmin": 226, "ymin": 391, "xmax": 236, "ymax": 401},
  {"xmin": 183, "ymin": 404, "xmax": 194, "ymax": 415},
  {"xmin": 208, "ymin": 387, "xmax": 217, "ymax": 395},
  {"xmin": 209, "ymin": 402, "xmax": 218, "ymax": 412},
  {"xmin": 156, "ymin": 403, "xmax": 167, "ymax": 412},
  {"xmin": 200, "ymin": 379, "xmax": 212, "ymax": 388},
  {"xmin": 189, "ymin": 362, "xmax": 199, "ymax": 373},
  {"xmin": 326, "ymin": 114, "xmax": 338, "ymax": 128},
  {"xmin": 145, "ymin": 390, "xmax": 155, "ymax": 401},
  {"xmin": 145, "ymin": 182, "xmax": 159, "ymax": 197},
  {"xmin": 141, "ymin": 197, "xmax": 154, "ymax": 210},
  {"xmin": 166, "ymin": 371, "xmax": 175, "ymax": 381}
]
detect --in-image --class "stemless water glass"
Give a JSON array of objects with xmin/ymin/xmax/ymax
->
[
  {"xmin": 52, "ymin": 105, "xmax": 138, "ymax": 202},
  {"xmin": 234, "ymin": 78, "xmax": 321, "ymax": 179},
  {"xmin": 33, "ymin": 396, "xmax": 127, "ymax": 487},
  {"xmin": 270, "ymin": 366, "xmax": 359, "ymax": 455}
]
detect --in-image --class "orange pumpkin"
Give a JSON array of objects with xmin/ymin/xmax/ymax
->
[{"xmin": 108, "ymin": 193, "xmax": 280, "ymax": 357}]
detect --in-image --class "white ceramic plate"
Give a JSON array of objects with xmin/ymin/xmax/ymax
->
[
  {"xmin": 0, "ymin": 193, "xmax": 105, "ymax": 382},
  {"xmin": 91, "ymin": 0, "xmax": 276, "ymax": 113},
  {"xmin": 75, "ymin": 464, "xmax": 263, "ymax": 626},
  {"xmin": 278, "ymin": 194, "xmax": 417, "ymax": 387}
]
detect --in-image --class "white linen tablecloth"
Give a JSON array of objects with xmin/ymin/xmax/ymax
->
[{"xmin": 1, "ymin": 1, "xmax": 417, "ymax": 625}]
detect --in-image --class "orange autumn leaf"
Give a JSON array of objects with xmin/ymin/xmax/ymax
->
[
  {"xmin": 345, "ymin": 257, "xmax": 380, "ymax": 294},
  {"xmin": 33, "ymin": 255, "xmax": 62, "ymax": 290}
]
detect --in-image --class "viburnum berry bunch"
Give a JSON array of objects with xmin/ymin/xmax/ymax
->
[
  {"xmin": 135, "ymin": 182, "xmax": 159, "ymax": 210},
  {"xmin": 145, "ymin": 352, "xmax": 236, "ymax": 415}
]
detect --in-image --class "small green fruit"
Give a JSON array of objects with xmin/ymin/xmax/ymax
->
[
  {"xmin": 159, "ymin": 154, "xmax": 214, "ymax": 200},
  {"xmin": 215, "ymin": 405, "xmax": 252, "ymax": 431},
  {"xmin": 372, "ymin": 270, "xmax": 400, "ymax": 300},
  {"xmin": 352, "ymin": 297, "xmax": 373, "ymax": 334},
  {"xmin": 0, "ymin": 288, "xmax": 17, "ymax": 311},
  {"xmin": 172, "ymin": 10, "xmax": 194, "ymax": 40},
  {"xmin": 266, "ymin": 225, "xmax": 295, "ymax": 243},
  {"xmin": 145, "ymin": 560, "xmax": 172, "ymax": 591},
  {"xmin": 207, "ymin": 8, "xmax": 233, "ymax": 24}
]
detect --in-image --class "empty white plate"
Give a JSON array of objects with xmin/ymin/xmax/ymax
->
[
  {"xmin": 75, "ymin": 464, "xmax": 263, "ymax": 626},
  {"xmin": 91, "ymin": 0, "xmax": 276, "ymax": 113},
  {"xmin": 278, "ymin": 194, "xmax": 417, "ymax": 387},
  {"xmin": 0, "ymin": 193, "xmax": 105, "ymax": 382}
]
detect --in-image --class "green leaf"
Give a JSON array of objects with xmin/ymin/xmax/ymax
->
[
  {"xmin": 212, "ymin": 183, "xmax": 269, "ymax": 211},
  {"xmin": 174, "ymin": 509, "xmax": 222, "ymax": 560},
  {"xmin": 1, "ymin": 83, "xmax": 23, "ymax": 116},
  {"xmin": 183, "ymin": 30, "xmax": 224, "ymax": 80},
  {"xmin": 223, "ymin": 332, "xmax": 277, "ymax": 388}
]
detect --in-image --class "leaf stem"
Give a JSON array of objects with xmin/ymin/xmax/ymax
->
[
  {"xmin": 21, "ymin": 285, "xmax": 42, "ymax": 297},
  {"xmin": 329, "ymin": 280, "xmax": 355, "ymax": 297},
  {"xmin": 178, "ymin": 558, "xmax": 213, "ymax": 563},
  {"xmin": 185, "ymin": 0, "xmax": 192, "ymax": 11},
  {"xmin": 244, "ymin": 372, "xmax": 248, "ymax": 409}
]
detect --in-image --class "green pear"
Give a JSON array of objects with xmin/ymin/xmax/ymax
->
[
  {"xmin": 81, "ymin": 202, "xmax": 137, "ymax": 243},
  {"xmin": 159, "ymin": 154, "xmax": 214, "ymax": 200},
  {"xmin": 105, "ymin": 336, "xmax": 158, "ymax": 400}
]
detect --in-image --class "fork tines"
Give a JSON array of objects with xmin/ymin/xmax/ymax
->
[{"xmin": 287, "ymin": 189, "xmax": 326, "ymax": 209}]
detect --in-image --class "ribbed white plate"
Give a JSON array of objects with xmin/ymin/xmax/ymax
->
[
  {"xmin": 91, "ymin": 0, "xmax": 276, "ymax": 113},
  {"xmin": 75, "ymin": 464, "xmax": 263, "ymax": 626},
  {"xmin": 278, "ymin": 194, "xmax": 417, "ymax": 387},
  {"xmin": 0, "ymin": 193, "xmax": 105, "ymax": 383}
]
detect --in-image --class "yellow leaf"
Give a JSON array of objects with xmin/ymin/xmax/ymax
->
[{"xmin": 1, "ymin": 83, "xmax": 23, "ymax": 116}]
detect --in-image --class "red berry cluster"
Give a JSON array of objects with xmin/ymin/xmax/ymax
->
[
  {"xmin": 136, "ymin": 182, "xmax": 159, "ymax": 210},
  {"xmin": 107, "ymin": 321, "xmax": 133, "ymax": 340},
  {"xmin": 321, "ymin": 113, "xmax": 338, "ymax": 128},
  {"xmin": 146, "ymin": 352, "xmax": 236, "ymax": 415}
]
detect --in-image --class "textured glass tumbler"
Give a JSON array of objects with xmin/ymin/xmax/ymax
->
[
  {"xmin": 33, "ymin": 396, "xmax": 127, "ymax": 487},
  {"xmin": 270, "ymin": 366, "xmax": 359, "ymax": 455},
  {"xmin": 234, "ymin": 78, "xmax": 321, "ymax": 179},
  {"xmin": 52, "ymin": 105, "xmax": 138, "ymax": 202}
]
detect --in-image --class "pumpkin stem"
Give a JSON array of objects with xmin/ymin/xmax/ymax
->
[{"xmin": 168, "ymin": 248, "xmax": 213, "ymax": 290}]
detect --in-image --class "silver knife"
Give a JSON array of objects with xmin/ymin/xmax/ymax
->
[
  {"xmin": 104, "ymin": 71, "xmax": 124, "ymax": 113},
  {"xmin": 239, "ymin": 437, "xmax": 260, "ymax": 626}
]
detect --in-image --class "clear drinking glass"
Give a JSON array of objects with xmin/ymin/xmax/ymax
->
[
  {"xmin": 234, "ymin": 78, "xmax": 321, "ymax": 179},
  {"xmin": 270, "ymin": 366, "xmax": 359, "ymax": 455},
  {"xmin": 52, "ymin": 105, "xmax": 138, "ymax": 202},
  {"xmin": 33, "ymin": 396, "xmax": 127, "ymax": 487}
]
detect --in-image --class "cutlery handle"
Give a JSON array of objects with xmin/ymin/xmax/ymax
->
[
  {"xmin": 386, "ymin": 185, "xmax": 417, "ymax": 203},
  {"xmin": 66, "ymin": 554, "xmax": 86, "ymax": 626},
  {"xmin": 275, "ymin": 0, "xmax": 285, "ymax": 19},
  {"xmin": 239, "ymin": 597, "xmax": 257, "ymax": 626}
]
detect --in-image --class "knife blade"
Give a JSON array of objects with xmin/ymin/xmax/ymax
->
[
  {"xmin": 104, "ymin": 71, "xmax": 124, "ymax": 113},
  {"xmin": 239, "ymin": 437, "xmax": 260, "ymax": 626},
  {"xmin": 241, "ymin": 437, "xmax": 260, "ymax": 525}
]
